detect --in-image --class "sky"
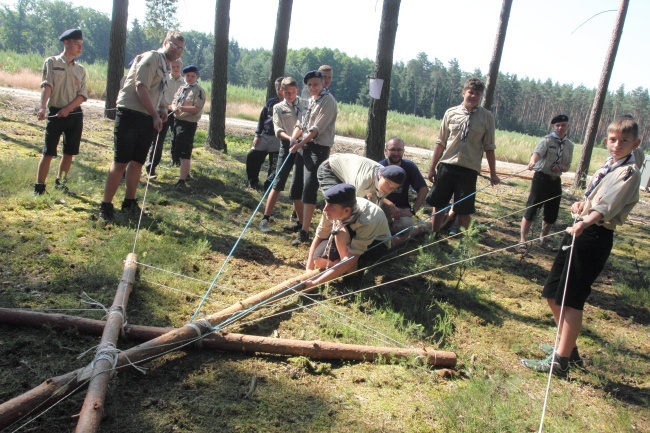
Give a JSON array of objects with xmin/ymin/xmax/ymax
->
[{"xmin": 3, "ymin": 0, "xmax": 647, "ymax": 91}]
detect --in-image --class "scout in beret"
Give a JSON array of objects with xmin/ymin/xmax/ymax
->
[
  {"xmin": 302, "ymin": 183, "xmax": 392, "ymax": 289},
  {"xmin": 519, "ymin": 113, "xmax": 574, "ymax": 252},
  {"xmin": 33, "ymin": 28, "xmax": 88, "ymax": 195},
  {"xmin": 169, "ymin": 62, "xmax": 206, "ymax": 189}
]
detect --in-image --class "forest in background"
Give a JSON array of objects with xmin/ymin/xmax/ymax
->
[{"xmin": 1, "ymin": 0, "xmax": 648, "ymax": 149}]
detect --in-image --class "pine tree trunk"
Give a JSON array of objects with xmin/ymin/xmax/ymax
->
[
  {"xmin": 365, "ymin": 0, "xmax": 401, "ymax": 162},
  {"xmin": 104, "ymin": 0, "xmax": 129, "ymax": 120},
  {"xmin": 574, "ymin": 0, "xmax": 629, "ymax": 188},
  {"xmin": 206, "ymin": 0, "xmax": 231, "ymax": 152},
  {"xmin": 266, "ymin": 0, "xmax": 293, "ymax": 101},
  {"xmin": 483, "ymin": 0, "xmax": 512, "ymax": 111}
]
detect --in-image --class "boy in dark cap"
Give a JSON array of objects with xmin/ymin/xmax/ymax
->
[
  {"xmin": 303, "ymin": 183, "xmax": 391, "ymax": 288},
  {"xmin": 518, "ymin": 114, "xmax": 574, "ymax": 252},
  {"xmin": 34, "ymin": 28, "xmax": 88, "ymax": 195},
  {"xmin": 521, "ymin": 116, "xmax": 641, "ymax": 377},
  {"xmin": 286, "ymin": 70, "xmax": 337, "ymax": 246},
  {"xmin": 317, "ymin": 153, "xmax": 405, "ymax": 205},
  {"xmin": 169, "ymin": 64, "xmax": 206, "ymax": 188}
]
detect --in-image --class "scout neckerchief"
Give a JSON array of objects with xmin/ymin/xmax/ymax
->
[
  {"xmin": 292, "ymin": 98, "xmax": 302, "ymax": 119},
  {"xmin": 584, "ymin": 153, "xmax": 633, "ymax": 198},
  {"xmin": 176, "ymin": 83, "xmax": 194, "ymax": 107},
  {"xmin": 301, "ymin": 89, "xmax": 328, "ymax": 132},
  {"xmin": 460, "ymin": 106, "xmax": 478, "ymax": 142},
  {"xmin": 551, "ymin": 131, "xmax": 566, "ymax": 167}
]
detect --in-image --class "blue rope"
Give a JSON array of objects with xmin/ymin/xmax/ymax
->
[{"xmin": 189, "ymin": 153, "xmax": 293, "ymax": 322}]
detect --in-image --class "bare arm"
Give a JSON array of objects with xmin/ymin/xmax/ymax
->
[
  {"xmin": 427, "ymin": 144, "xmax": 445, "ymax": 183},
  {"xmin": 37, "ymin": 85, "xmax": 52, "ymax": 120},
  {"xmin": 485, "ymin": 150, "xmax": 500, "ymax": 186}
]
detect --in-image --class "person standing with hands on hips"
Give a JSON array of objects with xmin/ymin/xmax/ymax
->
[{"xmin": 34, "ymin": 28, "xmax": 88, "ymax": 195}]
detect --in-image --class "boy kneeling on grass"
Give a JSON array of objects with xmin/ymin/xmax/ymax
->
[
  {"xmin": 521, "ymin": 116, "xmax": 642, "ymax": 377},
  {"xmin": 302, "ymin": 183, "xmax": 392, "ymax": 289},
  {"xmin": 171, "ymin": 65, "xmax": 206, "ymax": 189}
]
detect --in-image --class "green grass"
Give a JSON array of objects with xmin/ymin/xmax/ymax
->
[{"xmin": 0, "ymin": 60, "xmax": 648, "ymax": 433}]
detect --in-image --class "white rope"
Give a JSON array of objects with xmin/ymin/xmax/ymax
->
[{"xmin": 538, "ymin": 219, "xmax": 578, "ymax": 432}]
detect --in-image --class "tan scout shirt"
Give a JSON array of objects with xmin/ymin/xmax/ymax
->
[
  {"xmin": 327, "ymin": 154, "xmax": 382, "ymax": 203},
  {"xmin": 582, "ymin": 155, "xmax": 640, "ymax": 231},
  {"xmin": 117, "ymin": 50, "xmax": 168, "ymax": 115},
  {"xmin": 300, "ymin": 92, "xmax": 337, "ymax": 147},
  {"xmin": 436, "ymin": 105, "xmax": 496, "ymax": 173},
  {"xmin": 315, "ymin": 197, "xmax": 392, "ymax": 255},
  {"xmin": 165, "ymin": 74, "xmax": 185, "ymax": 108},
  {"xmin": 41, "ymin": 54, "xmax": 88, "ymax": 108},
  {"xmin": 173, "ymin": 83, "xmax": 206, "ymax": 123},
  {"xmin": 532, "ymin": 134, "xmax": 574, "ymax": 178},
  {"xmin": 273, "ymin": 98, "xmax": 306, "ymax": 138}
]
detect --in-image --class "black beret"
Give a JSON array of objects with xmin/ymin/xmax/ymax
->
[
  {"xmin": 324, "ymin": 183, "xmax": 356, "ymax": 205},
  {"xmin": 379, "ymin": 165, "xmax": 406, "ymax": 185},
  {"xmin": 303, "ymin": 70, "xmax": 324, "ymax": 84},
  {"xmin": 551, "ymin": 114, "xmax": 569, "ymax": 124},
  {"xmin": 183, "ymin": 65, "xmax": 199, "ymax": 74},
  {"xmin": 59, "ymin": 29, "xmax": 82, "ymax": 41}
]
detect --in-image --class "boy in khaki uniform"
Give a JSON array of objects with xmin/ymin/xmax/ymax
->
[
  {"xmin": 34, "ymin": 28, "xmax": 88, "ymax": 195},
  {"xmin": 170, "ymin": 65, "xmax": 206, "ymax": 188},
  {"xmin": 522, "ymin": 116, "xmax": 642, "ymax": 377}
]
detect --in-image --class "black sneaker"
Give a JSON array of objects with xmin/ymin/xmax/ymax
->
[
  {"xmin": 121, "ymin": 198, "xmax": 143, "ymax": 218},
  {"xmin": 98, "ymin": 202, "xmax": 115, "ymax": 222},
  {"xmin": 291, "ymin": 229, "xmax": 310, "ymax": 246},
  {"xmin": 33, "ymin": 183, "xmax": 46, "ymax": 195},
  {"xmin": 283, "ymin": 220, "xmax": 302, "ymax": 233},
  {"xmin": 54, "ymin": 178, "xmax": 69, "ymax": 192},
  {"xmin": 173, "ymin": 179, "xmax": 187, "ymax": 189}
]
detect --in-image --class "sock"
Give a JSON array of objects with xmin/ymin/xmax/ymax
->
[
  {"xmin": 263, "ymin": 215, "xmax": 270, "ymax": 221},
  {"xmin": 553, "ymin": 353, "xmax": 569, "ymax": 369}
]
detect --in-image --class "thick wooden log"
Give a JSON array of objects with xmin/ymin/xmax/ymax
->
[
  {"xmin": 75, "ymin": 253, "xmax": 138, "ymax": 433},
  {"xmin": 0, "ymin": 308, "xmax": 456, "ymax": 367},
  {"xmin": 0, "ymin": 270, "xmax": 318, "ymax": 430}
]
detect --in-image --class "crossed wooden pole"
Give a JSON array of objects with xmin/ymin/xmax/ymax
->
[{"xmin": 0, "ymin": 254, "xmax": 456, "ymax": 432}]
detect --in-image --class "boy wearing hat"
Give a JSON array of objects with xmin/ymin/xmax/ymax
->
[
  {"xmin": 303, "ymin": 183, "xmax": 391, "ymax": 288},
  {"xmin": 426, "ymin": 77, "xmax": 500, "ymax": 234},
  {"xmin": 518, "ymin": 114, "xmax": 574, "ymax": 252},
  {"xmin": 246, "ymin": 76, "xmax": 284, "ymax": 191},
  {"xmin": 317, "ymin": 153, "xmax": 406, "ymax": 205},
  {"xmin": 145, "ymin": 58, "xmax": 185, "ymax": 177},
  {"xmin": 287, "ymin": 70, "xmax": 338, "ymax": 246},
  {"xmin": 98, "ymin": 30, "xmax": 185, "ymax": 222},
  {"xmin": 521, "ymin": 116, "xmax": 641, "ymax": 377},
  {"xmin": 170, "ymin": 64, "xmax": 206, "ymax": 188},
  {"xmin": 34, "ymin": 28, "xmax": 88, "ymax": 195}
]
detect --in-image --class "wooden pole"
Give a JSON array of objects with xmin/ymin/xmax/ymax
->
[
  {"xmin": 0, "ymin": 308, "xmax": 456, "ymax": 367},
  {"xmin": 74, "ymin": 253, "xmax": 138, "ymax": 433},
  {"xmin": 0, "ymin": 270, "xmax": 319, "ymax": 429}
]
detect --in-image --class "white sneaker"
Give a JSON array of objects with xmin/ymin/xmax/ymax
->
[{"xmin": 259, "ymin": 219, "xmax": 271, "ymax": 233}]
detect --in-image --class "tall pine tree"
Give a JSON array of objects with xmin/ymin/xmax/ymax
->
[{"xmin": 143, "ymin": 0, "xmax": 179, "ymax": 42}]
